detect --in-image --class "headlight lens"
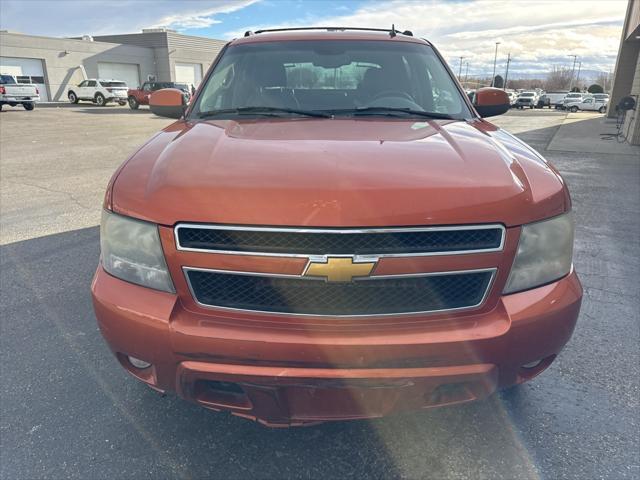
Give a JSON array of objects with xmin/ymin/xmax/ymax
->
[
  {"xmin": 100, "ymin": 210, "xmax": 175, "ymax": 293},
  {"xmin": 504, "ymin": 211, "xmax": 574, "ymax": 294}
]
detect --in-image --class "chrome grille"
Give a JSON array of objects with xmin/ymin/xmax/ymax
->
[{"xmin": 175, "ymin": 224, "xmax": 505, "ymax": 257}]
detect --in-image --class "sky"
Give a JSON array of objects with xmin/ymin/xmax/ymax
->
[{"xmin": 0, "ymin": 0, "xmax": 628, "ymax": 80}]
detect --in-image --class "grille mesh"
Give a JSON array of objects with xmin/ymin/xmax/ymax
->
[
  {"xmin": 177, "ymin": 226, "xmax": 503, "ymax": 255},
  {"xmin": 186, "ymin": 269, "xmax": 493, "ymax": 316}
]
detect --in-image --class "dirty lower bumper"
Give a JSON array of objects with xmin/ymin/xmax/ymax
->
[{"xmin": 91, "ymin": 267, "xmax": 582, "ymax": 426}]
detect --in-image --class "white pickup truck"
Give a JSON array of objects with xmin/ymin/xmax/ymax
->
[
  {"xmin": 564, "ymin": 96, "xmax": 608, "ymax": 113},
  {"xmin": 0, "ymin": 74, "xmax": 40, "ymax": 111}
]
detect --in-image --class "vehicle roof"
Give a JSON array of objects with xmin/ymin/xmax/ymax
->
[{"xmin": 231, "ymin": 29, "xmax": 429, "ymax": 46}]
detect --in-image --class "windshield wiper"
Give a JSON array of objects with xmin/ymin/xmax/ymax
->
[
  {"xmin": 330, "ymin": 107, "xmax": 454, "ymax": 120},
  {"xmin": 197, "ymin": 107, "xmax": 331, "ymax": 119}
]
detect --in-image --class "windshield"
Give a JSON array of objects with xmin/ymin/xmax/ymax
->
[
  {"xmin": 191, "ymin": 40, "xmax": 470, "ymax": 119},
  {"xmin": 520, "ymin": 93, "xmax": 535, "ymax": 97},
  {"xmin": 101, "ymin": 81, "xmax": 127, "ymax": 88},
  {"xmin": 566, "ymin": 93, "xmax": 582, "ymax": 98}
]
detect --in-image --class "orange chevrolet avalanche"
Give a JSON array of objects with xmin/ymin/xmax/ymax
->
[{"xmin": 91, "ymin": 27, "xmax": 582, "ymax": 427}]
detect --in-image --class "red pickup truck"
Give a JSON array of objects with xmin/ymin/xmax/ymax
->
[{"xmin": 127, "ymin": 81, "xmax": 190, "ymax": 109}]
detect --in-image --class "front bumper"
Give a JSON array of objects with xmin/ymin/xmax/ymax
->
[{"xmin": 92, "ymin": 266, "xmax": 581, "ymax": 426}]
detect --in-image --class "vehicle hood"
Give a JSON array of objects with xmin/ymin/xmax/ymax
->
[{"xmin": 111, "ymin": 118, "xmax": 568, "ymax": 227}]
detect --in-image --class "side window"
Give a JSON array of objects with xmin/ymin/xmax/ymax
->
[
  {"xmin": 78, "ymin": 81, "xmax": 88, "ymax": 87},
  {"xmin": 584, "ymin": 98, "xmax": 592, "ymax": 104},
  {"xmin": 143, "ymin": 83, "xmax": 153, "ymax": 92},
  {"xmin": 87, "ymin": 80, "xmax": 97, "ymax": 87}
]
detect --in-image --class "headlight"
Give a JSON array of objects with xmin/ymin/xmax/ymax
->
[
  {"xmin": 504, "ymin": 211, "xmax": 574, "ymax": 294},
  {"xmin": 100, "ymin": 210, "xmax": 175, "ymax": 292}
]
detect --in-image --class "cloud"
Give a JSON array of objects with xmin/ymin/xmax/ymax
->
[
  {"xmin": 0, "ymin": 0, "xmax": 258, "ymax": 37},
  {"xmin": 150, "ymin": 0, "xmax": 259, "ymax": 30},
  {"xmin": 224, "ymin": 0, "xmax": 627, "ymax": 77}
]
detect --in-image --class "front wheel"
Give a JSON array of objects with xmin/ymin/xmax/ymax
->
[
  {"xmin": 23, "ymin": 102, "xmax": 35, "ymax": 111},
  {"xmin": 68, "ymin": 92, "xmax": 78, "ymax": 104},
  {"xmin": 570, "ymin": 106, "xmax": 578, "ymax": 113},
  {"xmin": 128, "ymin": 97, "xmax": 139, "ymax": 110},
  {"xmin": 118, "ymin": 101, "xmax": 126, "ymax": 106},
  {"xmin": 598, "ymin": 106, "xmax": 606, "ymax": 114},
  {"xmin": 94, "ymin": 93, "xmax": 106, "ymax": 106}
]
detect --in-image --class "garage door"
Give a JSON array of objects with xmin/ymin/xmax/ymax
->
[
  {"xmin": 175, "ymin": 62, "xmax": 203, "ymax": 88},
  {"xmin": 97, "ymin": 62, "xmax": 140, "ymax": 90},
  {"xmin": 0, "ymin": 57, "xmax": 48, "ymax": 101}
]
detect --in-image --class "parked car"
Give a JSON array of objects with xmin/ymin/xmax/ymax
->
[
  {"xmin": 92, "ymin": 27, "xmax": 581, "ymax": 427},
  {"xmin": 67, "ymin": 79, "xmax": 128, "ymax": 106},
  {"xmin": 0, "ymin": 74, "xmax": 39, "ymax": 111},
  {"xmin": 506, "ymin": 90, "xmax": 518, "ymax": 106},
  {"xmin": 127, "ymin": 81, "xmax": 191, "ymax": 110},
  {"xmin": 536, "ymin": 91, "xmax": 567, "ymax": 109},
  {"xmin": 536, "ymin": 94, "xmax": 551, "ymax": 109},
  {"xmin": 560, "ymin": 92, "xmax": 585, "ymax": 110},
  {"xmin": 592, "ymin": 93, "xmax": 610, "ymax": 103},
  {"xmin": 565, "ymin": 96, "xmax": 608, "ymax": 113},
  {"xmin": 515, "ymin": 91, "xmax": 538, "ymax": 109}
]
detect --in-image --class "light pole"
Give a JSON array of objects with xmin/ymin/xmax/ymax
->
[
  {"xmin": 458, "ymin": 56, "xmax": 465, "ymax": 81},
  {"xmin": 464, "ymin": 61, "xmax": 469, "ymax": 85},
  {"xmin": 568, "ymin": 54, "xmax": 578, "ymax": 91},
  {"xmin": 575, "ymin": 61, "xmax": 582, "ymax": 90},
  {"xmin": 504, "ymin": 52, "xmax": 511, "ymax": 90},
  {"xmin": 491, "ymin": 42, "xmax": 500, "ymax": 86}
]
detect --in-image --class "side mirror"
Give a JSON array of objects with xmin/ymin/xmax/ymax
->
[
  {"xmin": 149, "ymin": 88, "xmax": 187, "ymax": 119},
  {"xmin": 474, "ymin": 87, "xmax": 511, "ymax": 118}
]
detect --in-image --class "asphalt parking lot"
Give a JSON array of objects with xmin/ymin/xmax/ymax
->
[{"xmin": 1, "ymin": 105, "xmax": 639, "ymax": 479}]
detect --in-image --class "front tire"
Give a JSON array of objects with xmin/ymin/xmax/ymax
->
[
  {"xmin": 23, "ymin": 102, "xmax": 35, "ymax": 111},
  {"xmin": 570, "ymin": 106, "xmax": 578, "ymax": 113},
  {"xmin": 68, "ymin": 92, "xmax": 78, "ymax": 104},
  {"xmin": 95, "ymin": 93, "xmax": 106, "ymax": 106},
  {"xmin": 118, "ymin": 101, "xmax": 126, "ymax": 106},
  {"xmin": 128, "ymin": 96, "xmax": 139, "ymax": 110},
  {"xmin": 598, "ymin": 106, "xmax": 606, "ymax": 114}
]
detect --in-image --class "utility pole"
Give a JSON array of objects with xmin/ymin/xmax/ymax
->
[
  {"xmin": 491, "ymin": 42, "xmax": 500, "ymax": 86},
  {"xmin": 568, "ymin": 54, "xmax": 578, "ymax": 91},
  {"xmin": 504, "ymin": 52, "xmax": 511, "ymax": 90},
  {"xmin": 575, "ymin": 61, "xmax": 582, "ymax": 90},
  {"xmin": 464, "ymin": 61, "xmax": 469, "ymax": 85},
  {"xmin": 458, "ymin": 56, "xmax": 465, "ymax": 81}
]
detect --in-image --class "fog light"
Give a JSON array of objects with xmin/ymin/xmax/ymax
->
[
  {"xmin": 128, "ymin": 356, "xmax": 151, "ymax": 369},
  {"xmin": 522, "ymin": 359, "xmax": 543, "ymax": 369}
]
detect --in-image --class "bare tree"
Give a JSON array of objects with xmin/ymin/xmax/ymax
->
[
  {"xmin": 507, "ymin": 78, "xmax": 545, "ymax": 90},
  {"xmin": 545, "ymin": 66, "xmax": 573, "ymax": 91}
]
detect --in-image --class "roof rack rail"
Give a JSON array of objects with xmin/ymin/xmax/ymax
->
[{"xmin": 245, "ymin": 26, "xmax": 413, "ymax": 37}]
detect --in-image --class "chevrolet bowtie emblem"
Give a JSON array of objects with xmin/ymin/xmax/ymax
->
[{"xmin": 304, "ymin": 257, "xmax": 376, "ymax": 282}]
